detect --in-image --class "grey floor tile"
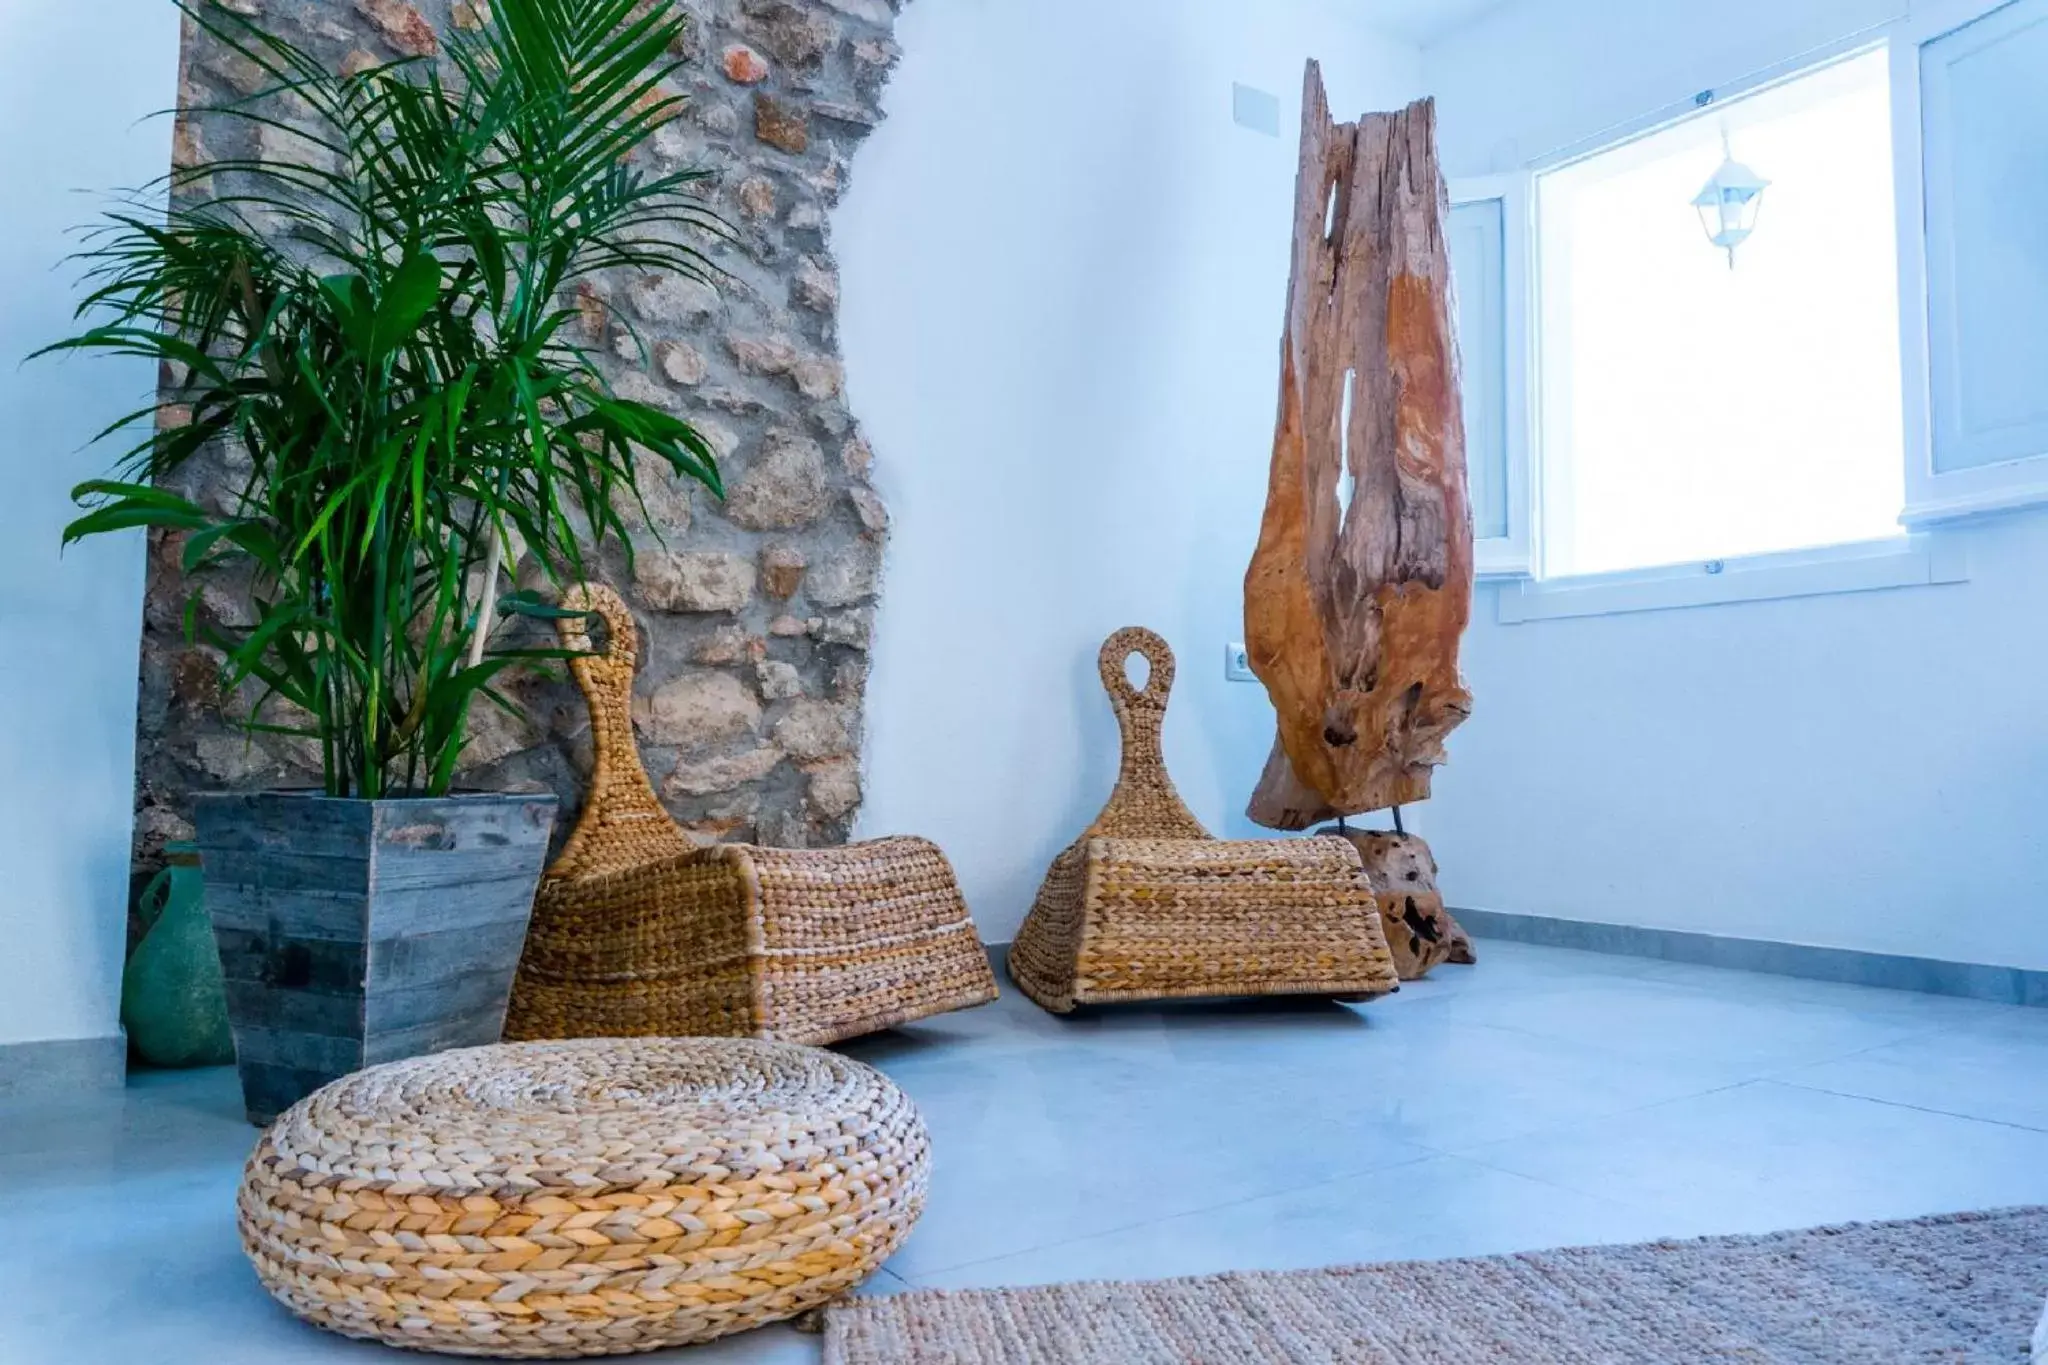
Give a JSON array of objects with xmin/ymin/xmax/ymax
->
[
  {"xmin": 1440, "ymin": 939, "xmax": 1682, "ymax": 984},
  {"xmin": 878, "ymin": 1043, "xmax": 1440, "ymax": 1277},
  {"xmin": 1183, "ymin": 1013, "xmax": 1744, "ymax": 1152},
  {"xmin": 3, "ymin": 939, "xmax": 2044, "ymax": 1365},
  {"xmin": 1461, "ymin": 1078, "xmax": 2048, "ymax": 1238},
  {"xmin": 1632, "ymin": 956, "xmax": 2041, "ymax": 1030},
  {"xmin": 907, "ymin": 1155, "xmax": 1673, "ymax": 1290},
  {"xmin": 1945, "ymin": 1003, "xmax": 2048, "ymax": 1043},
  {"xmin": 1775, "ymin": 1024, "xmax": 2048, "ymax": 1132},
  {"xmin": 1390, "ymin": 970, "xmax": 1961, "ymax": 1078}
]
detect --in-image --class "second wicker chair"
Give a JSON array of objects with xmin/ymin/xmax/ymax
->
[
  {"xmin": 505, "ymin": 583, "xmax": 999, "ymax": 1046},
  {"xmin": 1007, "ymin": 628, "xmax": 1401, "ymax": 1013}
]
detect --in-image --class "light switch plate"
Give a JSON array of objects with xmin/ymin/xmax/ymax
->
[
  {"xmin": 1225, "ymin": 642, "xmax": 1256, "ymax": 682},
  {"xmin": 1232, "ymin": 83, "xmax": 1280, "ymax": 137}
]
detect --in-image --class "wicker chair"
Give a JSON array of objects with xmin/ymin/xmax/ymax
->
[
  {"xmin": 504, "ymin": 583, "xmax": 998, "ymax": 1046},
  {"xmin": 1007, "ymin": 627, "xmax": 1400, "ymax": 1013}
]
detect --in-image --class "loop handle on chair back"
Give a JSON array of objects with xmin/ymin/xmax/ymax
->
[
  {"xmin": 1098, "ymin": 627, "xmax": 1176, "ymax": 714},
  {"xmin": 1084, "ymin": 627, "xmax": 1211, "ymax": 842},
  {"xmin": 547, "ymin": 583, "xmax": 693, "ymax": 879}
]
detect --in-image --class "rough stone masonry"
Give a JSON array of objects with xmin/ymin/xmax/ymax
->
[{"xmin": 134, "ymin": 0, "xmax": 905, "ymax": 874}]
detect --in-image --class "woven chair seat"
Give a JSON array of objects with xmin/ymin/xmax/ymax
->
[
  {"xmin": 505, "ymin": 584, "xmax": 997, "ymax": 1045},
  {"xmin": 1008, "ymin": 628, "xmax": 1400, "ymax": 1012},
  {"xmin": 237, "ymin": 1037, "xmax": 927, "ymax": 1356}
]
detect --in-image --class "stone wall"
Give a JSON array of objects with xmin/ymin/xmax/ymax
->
[{"xmin": 134, "ymin": 0, "xmax": 903, "ymax": 870}]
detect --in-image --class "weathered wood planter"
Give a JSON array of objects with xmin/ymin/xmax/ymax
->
[{"xmin": 191, "ymin": 791, "xmax": 557, "ymax": 1125}]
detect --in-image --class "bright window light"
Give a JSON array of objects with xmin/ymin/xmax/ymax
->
[{"xmin": 1535, "ymin": 48, "xmax": 1904, "ymax": 578}]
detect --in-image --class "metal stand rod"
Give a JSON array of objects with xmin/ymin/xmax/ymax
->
[{"xmin": 1391, "ymin": 805, "xmax": 1405, "ymax": 835}]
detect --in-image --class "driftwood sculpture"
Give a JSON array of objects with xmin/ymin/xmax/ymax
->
[{"xmin": 1244, "ymin": 66, "xmax": 1474, "ymax": 833}]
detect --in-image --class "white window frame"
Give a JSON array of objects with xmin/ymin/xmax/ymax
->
[
  {"xmin": 1448, "ymin": 173, "xmax": 1535, "ymax": 580},
  {"xmin": 1498, "ymin": 532, "xmax": 1967, "ymax": 624},
  {"xmin": 1893, "ymin": 0, "xmax": 2048, "ymax": 525},
  {"xmin": 1462, "ymin": 24, "xmax": 1996, "ymax": 622}
]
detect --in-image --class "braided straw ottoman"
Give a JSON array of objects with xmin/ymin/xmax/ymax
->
[{"xmin": 236, "ymin": 1038, "xmax": 928, "ymax": 1357}]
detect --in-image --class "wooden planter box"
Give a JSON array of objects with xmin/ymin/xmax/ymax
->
[{"xmin": 191, "ymin": 791, "xmax": 557, "ymax": 1125}]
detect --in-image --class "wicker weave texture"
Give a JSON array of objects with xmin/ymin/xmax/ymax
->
[
  {"xmin": 1008, "ymin": 628, "xmax": 1399, "ymax": 1013},
  {"xmin": 237, "ymin": 1037, "xmax": 927, "ymax": 1357},
  {"xmin": 504, "ymin": 584, "xmax": 997, "ymax": 1045}
]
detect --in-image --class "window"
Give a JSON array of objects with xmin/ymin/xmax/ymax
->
[
  {"xmin": 1533, "ymin": 48, "xmax": 1903, "ymax": 579},
  {"xmin": 1447, "ymin": 174, "xmax": 1533, "ymax": 579},
  {"xmin": 1447, "ymin": 0, "xmax": 2044, "ymax": 613},
  {"xmin": 1452, "ymin": 197, "xmax": 1508, "ymax": 543},
  {"xmin": 1906, "ymin": 0, "xmax": 2048, "ymax": 516}
]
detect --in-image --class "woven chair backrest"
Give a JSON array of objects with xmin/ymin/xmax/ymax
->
[
  {"xmin": 1083, "ymin": 627, "xmax": 1213, "ymax": 841},
  {"xmin": 545, "ymin": 582, "xmax": 693, "ymax": 881}
]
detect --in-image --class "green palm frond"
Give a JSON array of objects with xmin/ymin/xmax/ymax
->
[{"xmin": 40, "ymin": 0, "xmax": 724, "ymax": 798}]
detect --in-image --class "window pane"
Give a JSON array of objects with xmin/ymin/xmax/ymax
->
[
  {"xmin": 1536, "ymin": 48, "xmax": 1903, "ymax": 578},
  {"xmin": 1450, "ymin": 197, "xmax": 1509, "ymax": 540},
  {"xmin": 1922, "ymin": 0, "xmax": 2048, "ymax": 473}
]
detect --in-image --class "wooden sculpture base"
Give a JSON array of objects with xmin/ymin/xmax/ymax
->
[{"xmin": 1321, "ymin": 827, "xmax": 1474, "ymax": 980}]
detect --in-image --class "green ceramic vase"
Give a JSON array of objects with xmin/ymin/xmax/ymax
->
[{"xmin": 121, "ymin": 843, "xmax": 235, "ymax": 1068}]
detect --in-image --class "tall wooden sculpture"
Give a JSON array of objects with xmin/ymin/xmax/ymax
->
[{"xmin": 1244, "ymin": 64, "xmax": 1475, "ymax": 977}]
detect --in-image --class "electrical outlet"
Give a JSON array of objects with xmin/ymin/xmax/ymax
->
[{"xmin": 1225, "ymin": 642, "xmax": 1256, "ymax": 682}]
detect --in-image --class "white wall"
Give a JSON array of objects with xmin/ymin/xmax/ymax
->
[
  {"xmin": 1410, "ymin": 0, "xmax": 2048, "ymax": 970},
  {"xmin": 840, "ymin": 0, "xmax": 1424, "ymax": 942},
  {"xmin": 0, "ymin": 0, "xmax": 178, "ymax": 1045}
]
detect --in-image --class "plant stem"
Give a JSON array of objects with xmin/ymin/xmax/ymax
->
[{"xmin": 467, "ymin": 525, "xmax": 501, "ymax": 670}]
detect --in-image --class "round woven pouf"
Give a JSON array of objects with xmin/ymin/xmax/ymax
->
[{"xmin": 235, "ymin": 1037, "xmax": 929, "ymax": 1357}]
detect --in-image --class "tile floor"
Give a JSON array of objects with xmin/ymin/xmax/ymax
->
[{"xmin": 4, "ymin": 939, "xmax": 2046, "ymax": 1363}]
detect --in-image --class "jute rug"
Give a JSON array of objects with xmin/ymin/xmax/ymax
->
[{"xmin": 824, "ymin": 1207, "xmax": 2048, "ymax": 1363}]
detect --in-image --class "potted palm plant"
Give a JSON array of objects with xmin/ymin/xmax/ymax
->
[{"xmin": 45, "ymin": 0, "xmax": 724, "ymax": 1122}]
